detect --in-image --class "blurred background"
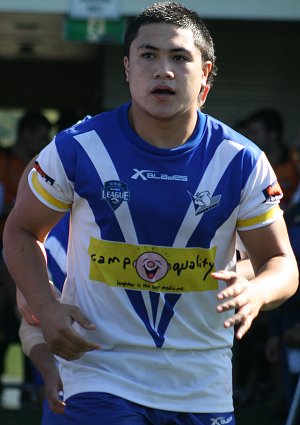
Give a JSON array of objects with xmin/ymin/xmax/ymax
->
[
  {"xmin": 0, "ymin": 0, "xmax": 299, "ymax": 146},
  {"xmin": 0, "ymin": 1, "xmax": 300, "ymax": 424}
]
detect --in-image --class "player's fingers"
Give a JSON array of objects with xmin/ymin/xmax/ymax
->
[
  {"xmin": 222, "ymin": 307, "xmax": 253, "ymax": 339},
  {"xmin": 51, "ymin": 334, "xmax": 100, "ymax": 360},
  {"xmin": 45, "ymin": 379, "xmax": 66, "ymax": 414},
  {"xmin": 212, "ymin": 270, "xmax": 238, "ymax": 283},
  {"xmin": 217, "ymin": 288, "xmax": 249, "ymax": 312},
  {"xmin": 212, "ymin": 270, "xmax": 245, "ymax": 300},
  {"xmin": 235, "ymin": 316, "xmax": 253, "ymax": 340},
  {"xmin": 41, "ymin": 303, "xmax": 100, "ymax": 359},
  {"xmin": 47, "ymin": 393, "xmax": 66, "ymax": 414},
  {"xmin": 217, "ymin": 283, "xmax": 245, "ymax": 301},
  {"xmin": 69, "ymin": 306, "xmax": 97, "ymax": 330},
  {"xmin": 50, "ymin": 327, "xmax": 100, "ymax": 360}
]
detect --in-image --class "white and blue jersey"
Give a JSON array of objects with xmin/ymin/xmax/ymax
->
[
  {"xmin": 44, "ymin": 213, "xmax": 69, "ymax": 293},
  {"xmin": 28, "ymin": 103, "xmax": 282, "ymax": 413}
]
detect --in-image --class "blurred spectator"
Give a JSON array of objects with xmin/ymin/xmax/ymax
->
[
  {"xmin": 55, "ymin": 109, "xmax": 78, "ymax": 132},
  {"xmin": 233, "ymin": 110, "xmax": 300, "ymax": 410},
  {"xmin": 263, "ymin": 125, "xmax": 300, "ymax": 410},
  {"xmin": 0, "ymin": 110, "xmax": 51, "ymax": 406},
  {"xmin": 289, "ymin": 125, "xmax": 300, "ymax": 204},
  {"xmin": 233, "ymin": 119, "xmax": 249, "ymax": 137},
  {"xmin": 245, "ymin": 109, "xmax": 299, "ymax": 208},
  {"xmin": 264, "ymin": 199, "xmax": 300, "ymax": 409},
  {"xmin": 0, "ymin": 110, "xmax": 51, "ymax": 235}
]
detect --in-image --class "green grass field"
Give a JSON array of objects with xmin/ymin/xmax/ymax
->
[
  {"xmin": 4, "ymin": 343, "xmax": 23, "ymax": 379},
  {"xmin": 0, "ymin": 343, "xmax": 42, "ymax": 425}
]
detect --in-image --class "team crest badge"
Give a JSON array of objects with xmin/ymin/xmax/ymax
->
[
  {"xmin": 188, "ymin": 190, "xmax": 221, "ymax": 215},
  {"xmin": 101, "ymin": 180, "xmax": 130, "ymax": 210}
]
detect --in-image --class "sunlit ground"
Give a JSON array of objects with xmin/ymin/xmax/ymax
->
[{"xmin": 1, "ymin": 344, "xmax": 23, "ymax": 409}]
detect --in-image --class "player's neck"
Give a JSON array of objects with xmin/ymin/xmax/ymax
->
[{"xmin": 128, "ymin": 106, "xmax": 198, "ymax": 149}]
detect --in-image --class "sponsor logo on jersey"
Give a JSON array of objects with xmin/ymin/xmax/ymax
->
[
  {"xmin": 34, "ymin": 161, "xmax": 54, "ymax": 186},
  {"xmin": 189, "ymin": 190, "xmax": 221, "ymax": 215},
  {"xmin": 210, "ymin": 415, "xmax": 233, "ymax": 425},
  {"xmin": 263, "ymin": 180, "xmax": 283, "ymax": 202},
  {"xmin": 101, "ymin": 180, "xmax": 130, "ymax": 210},
  {"xmin": 131, "ymin": 168, "xmax": 188, "ymax": 182},
  {"xmin": 89, "ymin": 238, "xmax": 217, "ymax": 348}
]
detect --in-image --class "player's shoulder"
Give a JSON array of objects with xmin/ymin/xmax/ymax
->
[{"xmin": 204, "ymin": 113, "xmax": 262, "ymax": 157}]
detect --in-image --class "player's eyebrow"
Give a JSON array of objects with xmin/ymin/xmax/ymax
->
[
  {"xmin": 138, "ymin": 43, "xmax": 158, "ymax": 50},
  {"xmin": 138, "ymin": 43, "xmax": 191, "ymax": 54}
]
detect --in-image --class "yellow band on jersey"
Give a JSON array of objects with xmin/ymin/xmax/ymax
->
[
  {"xmin": 237, "ymin": 204, "xmax": 282, "ymax": 229},
  {"xmin": 88, "ymin": 238, "xmax": 217, "ymax": 293},
  {"xmin": 31, "ymin": 172, "xmax": 71, "ymax": 211}
]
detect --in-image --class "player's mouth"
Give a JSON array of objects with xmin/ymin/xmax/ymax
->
[{"xmin": 151, "ymin": 85, "xmax": 175, "ymax": 96}]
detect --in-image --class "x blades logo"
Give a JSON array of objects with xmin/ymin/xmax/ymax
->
[
  {"xmin": 131, "ymin": 169, "xmax": 188, "ymax": 182},
  {"xmin": 101, "ymin": 180, "xmax": 130, "ymax": 211}
]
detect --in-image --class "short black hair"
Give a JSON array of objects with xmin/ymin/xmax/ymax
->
[
  {"xmin": 124, "ymin": 2, "xmax": 217, "ymax": 87},
  {"xmin": 247, "ymin": 109, "xmax": 283, "ymax": 141},
  {"xmin": 17, "ymin": 111, "xmax": 51, "ymax": 136}
]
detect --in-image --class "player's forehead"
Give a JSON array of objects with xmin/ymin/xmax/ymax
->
[{"xmin": 131, "ymin": 23, "xmax": 198, "ymax": 53}]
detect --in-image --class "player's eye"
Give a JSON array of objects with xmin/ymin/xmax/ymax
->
[
  {"xmin": 173, "ymin": 55, "xmax": 189, "ymax": 62},
  {"xmin": 142, "ymin": 52, "xmax": 155, "ymax": 59}
]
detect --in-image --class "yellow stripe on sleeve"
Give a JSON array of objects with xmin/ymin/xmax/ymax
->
[
  {"xmin": 237, "ymin": 204, "xmax": 282, "ymax": 229},
  {"xmin": 31, "ymin": 172, "xmax": 71, "ymax": 211}
]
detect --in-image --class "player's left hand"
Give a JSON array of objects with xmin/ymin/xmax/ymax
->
[
  {"xmin": 212, "ymin": 270, "xmax": 263, "ymax": 340},
  {"xmin": 44, "ymin": 370, "xmax": 66, "ymax": 414}
]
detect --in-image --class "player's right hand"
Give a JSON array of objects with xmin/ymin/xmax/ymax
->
[{"xmin": 38, "ymin": 300, "xmax": 100, "ymax": 360}]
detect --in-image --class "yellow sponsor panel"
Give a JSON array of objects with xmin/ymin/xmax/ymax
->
[{"xmin": 88, "ymin": 238, "xmax": 217, "ymax": 293}]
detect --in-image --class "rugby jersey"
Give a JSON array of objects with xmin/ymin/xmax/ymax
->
[
  {"xmin": 28, "ymin": 103, "xmax": 282, "ymax": 412},
  {"xmin": 44, "ymin": 212, "xmax": 69, "ymax": 293}
]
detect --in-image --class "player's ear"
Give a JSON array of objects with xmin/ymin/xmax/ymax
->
[
  {"xmin": 201, "ymin": 61, "xmax": 212, "ymax": 88},
  {"xmin": 124, "ymin": 56, "xmax": 129, "ymax": 82}
]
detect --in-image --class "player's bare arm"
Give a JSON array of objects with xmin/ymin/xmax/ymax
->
[
  {"xmin": 3, "ymin": 183, "xmax": 100, "ymax": 360},
  {"xmin": 213, "ymin": 217, "xmax": 298, "ymax": 340}
]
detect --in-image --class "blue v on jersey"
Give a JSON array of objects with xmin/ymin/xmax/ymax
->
[
  {"xmin": 28, "ymin": 103, "xmax": 282, "ymax": 413},
  {"xmin": 44, "ymin": 212, "xmax": 69, "ymax": 293}
]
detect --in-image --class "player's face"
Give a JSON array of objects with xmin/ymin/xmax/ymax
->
[{"xmin": 124, "ymin": 23, "xmax": 211, "ymax": 121}]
